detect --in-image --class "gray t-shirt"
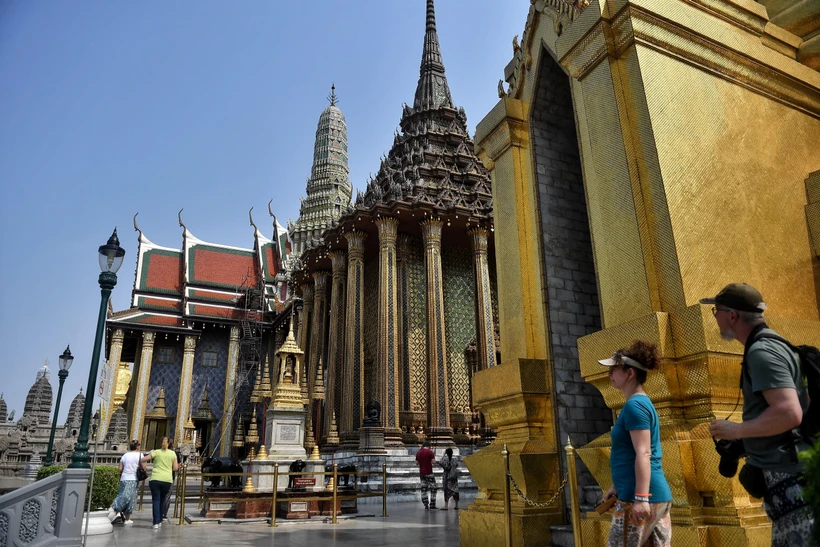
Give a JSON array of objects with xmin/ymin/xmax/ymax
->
[{"xmin": 742, "ymin": 329, "xmax": 807, "ymax": 473}]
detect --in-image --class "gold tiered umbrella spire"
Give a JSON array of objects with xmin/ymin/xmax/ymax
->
[
  {"xmin": 272, "ymin": 315, "xmax": 306, "ymax": 408},
  {"xmin": 232, "ymin": 417, "xmax": 245, "ymax": 448}
]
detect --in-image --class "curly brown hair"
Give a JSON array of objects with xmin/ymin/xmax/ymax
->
[{"xmin": 619, "ymin": 340, "xmax": 661, "ymax": 383}]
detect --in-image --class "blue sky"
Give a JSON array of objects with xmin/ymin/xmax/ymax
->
[{"xmin": 0, "ymin": 1, "xmax": 529, "ymax": 423}]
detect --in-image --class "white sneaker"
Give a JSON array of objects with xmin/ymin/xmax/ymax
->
[
  {"xmin": 124, "ymin": 520, "xmax": 134, "ymax": 526},
  {"xmin": 152, "ymin": 524, "xmax": 160, "ymax": 530}
]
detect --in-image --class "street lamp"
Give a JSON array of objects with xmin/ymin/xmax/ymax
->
[
  {"xmin": 44, "ymin": 345, "xmax": 74, "ymax": 466},
  {"xmin": 69, "ymin": 229, "xmax": 125, "ymax": 469}
]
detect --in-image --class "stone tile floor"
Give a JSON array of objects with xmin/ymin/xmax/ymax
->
[{"xmin": 85, "ymin": 497, "xmax": 470, "ymax": 546}]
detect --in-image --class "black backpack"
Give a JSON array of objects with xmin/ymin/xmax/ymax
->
[{"xmin": 754, "ymin": 332, "xmax": 820, "ymax": 443}]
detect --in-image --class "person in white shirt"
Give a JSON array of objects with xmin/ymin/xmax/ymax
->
[{"xmin": 111, "ymin": 440, "xmax": 146, "ymax": 525}]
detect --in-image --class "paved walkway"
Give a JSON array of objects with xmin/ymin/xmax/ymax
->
[{"xmin": 85, "ymin": 498, "xmax": 468, "ymax": 546}]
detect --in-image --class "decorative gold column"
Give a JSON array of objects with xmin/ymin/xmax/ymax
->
[
  {"xmin": 174, "ymin": 335, "xmax": 198, "ymax": 446},
  {"xmin": 129, "ymin": 331, "xmax": 156, "ymax": 443},
  {"xmin": 323, "ymin": 251, "xmax": 347, "ymax": 446},
  {"xmin": 306, "ymin": 272, "xmax": 328, "ymax": 449},
  {"xmin": 220, "ymin": 326, "xmax": 241, "ymax": 457},
  {"xmin": 375, "ymin": 217, "xmax": 403, "ymax": 447},
  {"xmin": 298, "ymin": 283, "xmax": 314, "ymax": 356},
  {"xmin": 99, "ymin": 328, "xmax": 124, "ymax": 438},
  {"xmin": 308, "ymin": 273, "xmax": 329, "ymax": 392},
  {"xmin": 420, "ymin": 219, "xmax": 453, "ymax": 445},
  {"xmin": 460, "ymin": 99, "xmax": 560, "ymax": 547},
  {"xmin": 469, "ymin": 228, "xmax": 498, "ymax": 370},
  {"xmin": 341, "ymin": 230, "xmax": 366, "ymax": 446}
]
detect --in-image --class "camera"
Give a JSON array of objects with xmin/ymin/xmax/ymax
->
[{"xmin": 713, "ymin": 438, "xmax": 745, "ymax": 478}]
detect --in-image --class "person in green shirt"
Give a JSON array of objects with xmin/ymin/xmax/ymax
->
[
  {"xmin": 140, "ymin": 436, "xmax": 179, "ymax": 529},
  {"xmin": 704, "ymin": 283, "xmax": 813, "ymax": 547}
]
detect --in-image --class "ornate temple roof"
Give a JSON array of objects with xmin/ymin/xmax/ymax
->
[
  {"xmin": 65, "ymin": 389, "xmax": 85, "ymax": 429},
  {"xmin": 0, "ymin": 393, "xmax": 7, "ymax": 423},
  {"xmin": 351, "ymin": 0, "xmax": 493, "ymax": 222},
  {"xmin": 289, "ymin": 85, "xmax": 354, "ymax": 254},
  {"xmin": 22, "ymin": 372, "xmax": 52, "ymax": 427},
  {"xmin": 110, "ymin": 211, "xmax": 291, "ymax": 330}
]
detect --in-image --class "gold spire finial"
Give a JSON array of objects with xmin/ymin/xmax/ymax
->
[{"xmin": 328, "ymin": 83, "xmax": 338, "ymax": 106}]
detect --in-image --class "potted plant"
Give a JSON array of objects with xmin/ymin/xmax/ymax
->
[{"xmin": 38, "ymin": 465, "xmax": 120, "ymax": 535}]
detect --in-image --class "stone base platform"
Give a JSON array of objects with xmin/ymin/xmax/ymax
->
[
  {"xmin": 200, "ymin": 489, "xmax": 352, "ymax": 520},
  {"xmin": 201, "ymin": 491, "xmax": 271, "ymax": 519}
]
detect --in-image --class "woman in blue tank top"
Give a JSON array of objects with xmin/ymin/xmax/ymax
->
[{"xmin": 599, "ymin": 341, "xmax": 673, "ymax": 547}]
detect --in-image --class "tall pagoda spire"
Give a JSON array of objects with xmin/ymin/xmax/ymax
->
[
  {"xmin": 413, "ymin": 0, "xmax": 453, "ymax": 110},
  {"xmin": 288, "ymin": 85, "xmax": 353, "ymax": 256}
]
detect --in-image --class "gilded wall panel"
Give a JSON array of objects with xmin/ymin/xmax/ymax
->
[
  {"xmin": 635, "ymin": 44, "xmax": 820, "ymax": 320},
  {"xmin": 442, "ymin": 243, "xmax": 476, "ymax": 415},
  {"xmin": 406, "ymin": 237, "xmax": 428, "ymax": 412},
  {"xmin": 573, "ymin": 60, "xmax": 654, "ymax": 327}
]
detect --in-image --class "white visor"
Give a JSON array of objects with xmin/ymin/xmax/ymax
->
[{"xmin": 598, "ymin": 352, "xmax": 648, "ymax": 372}]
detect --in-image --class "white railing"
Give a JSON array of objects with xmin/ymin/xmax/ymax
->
[{"xmin": 0, "ymin": 468, "xmax": 90, "ymax": 547}]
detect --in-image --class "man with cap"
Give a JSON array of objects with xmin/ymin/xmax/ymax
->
[{"xmin": 702, "ymin": 283, "xmax": 812, "ymax": 546}]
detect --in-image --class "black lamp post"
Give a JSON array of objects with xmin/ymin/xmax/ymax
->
[
  {"xmin": 44, "ymin": 345, "xmax": 74, "ymax": 467},
  {"xmin": 69, "ymin": 229, "xmax": 125, "ymax": 469}
]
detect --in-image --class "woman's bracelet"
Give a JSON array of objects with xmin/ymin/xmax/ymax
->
[{"xmin": 634, "ymin": 495, "xmax": 651, "ymax": 502}]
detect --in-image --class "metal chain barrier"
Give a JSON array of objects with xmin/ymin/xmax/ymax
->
[{"xmin": 507, "ymin": 471, "xmax": 568, "ymax": 508}]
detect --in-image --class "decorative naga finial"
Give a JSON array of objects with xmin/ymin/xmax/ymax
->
[
  {"xmin": 133, "ymin": 212, "xmax": 142, "ymax": 239},
  {"xmin": 268, "ymin": 199, "xmax": 275, "ymax": 218},
  {"xmin": 249, "ymin": 207, "xmax": 258, "ymax": 231},
  {"xmin": 178, "ymin": 209, "xmax": 187, "ymax": 232},
  {"xmin": 328, "ymin": 83, "xmax": 338, "ymax": 106}
]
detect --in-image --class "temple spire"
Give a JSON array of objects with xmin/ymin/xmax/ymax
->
[{"xmin": 414, "ymin": 0, "xmax": 452, "ymax": 110}]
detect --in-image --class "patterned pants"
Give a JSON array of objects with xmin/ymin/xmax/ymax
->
[
  {"xmin": 763, "ymin": 470, "xmax": 814, "ymax": 547},
  {"xmin": 420, "ymin": 474, "xmax": 437, "ymax": 508},
  {"xmin": 606, "ymin": 501, "xmax": 672, "ymax": 547},
  {"xmin": 112, "ymin": 480, "xmax": 138, "ymax": 515}
]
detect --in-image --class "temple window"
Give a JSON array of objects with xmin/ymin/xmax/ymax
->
[
  {"xmin": 202, "ymin": 350, "xmax": 218, "ymax": 368},
  {"xmin": 156, "ymin": 347, "xmax": 176, "ymax": 364}
]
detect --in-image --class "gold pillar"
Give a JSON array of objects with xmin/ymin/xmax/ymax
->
[
  {"xmin": 308, "ymin": 272, "xmax": 329, "ymax": 395},
  {"xmin": 174, "ymin": 335, "xmax": 197, "ymax": 446},
  {"xmin": 306, "ymin": 272, "xmax": 328, "ymax": 449},
  {"xmin": 220, "ymin": 326, "xmax": 241, "ymax": 457},
  {"xmin": 298, "ymin": 283, "xmax": 314, "ymax": 356},
  {"xmin": 469, "ymin": 228, "xmax": 498, "ymax": 370},
  {"xmin": 130, "ymin": 331, "xmax": 156, "ymax": 443},
  {"xmin": 375, "ymin": 217, "xmax": 403, "ymax": 446},
  {"xmin": 459, "ymin": 99, "xmax": 560, "ymax": 547},
  {"xmin": 99, "ymin": 328, "xmax": 124, "ymax": 438},
  {"xmin": 323, "ymin": 251, "xmax": 347, "ymax": 446},
  {"xmin": 420, "ymin": 219, "xmax": 453, "ymax": 445},
  {"xmin": 341, "ymin": 230, "xmax": 366, "ymax": 445}
]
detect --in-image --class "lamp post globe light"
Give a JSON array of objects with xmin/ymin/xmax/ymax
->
[
  {"xmin": 44, "ymin": 345, "xmax": 74, "ymax": 467},
  {"xmin": 69, "ymin": 229, "xmax": 125, "ymax": 469}
]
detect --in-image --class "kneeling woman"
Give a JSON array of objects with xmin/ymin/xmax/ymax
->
[{"xmin": 599, "ymin": 341, "xmax": 672, "ymax": 547}]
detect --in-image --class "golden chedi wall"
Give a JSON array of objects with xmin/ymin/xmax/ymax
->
[{"xmin": 461, "ymin": 1, "xmax": 820, "ymax": 546}]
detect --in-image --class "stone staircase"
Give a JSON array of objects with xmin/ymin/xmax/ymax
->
[{"xmin": 329, "ymin": 447, "xmax": 478, "ymax": 505}]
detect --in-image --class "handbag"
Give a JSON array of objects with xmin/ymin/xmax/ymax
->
[
  {"xmin": 136, "ymin": 465, "xmax": 148, "ymax": 482},
  {"xmin": 595, "ymin": 496, "xmax": 617, "ymax": 514}
]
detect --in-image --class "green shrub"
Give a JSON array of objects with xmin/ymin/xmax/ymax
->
[
  {"xmin": 36, "ymin": 465, "xmax": 66, "ymax": 481},
  {"xmin": 800, "ymin": 437, "xmax": 820, "ymax": 547},
  {"xmin": 36, "ymin": 465, "xmax": 121, "ymax": 512}
]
